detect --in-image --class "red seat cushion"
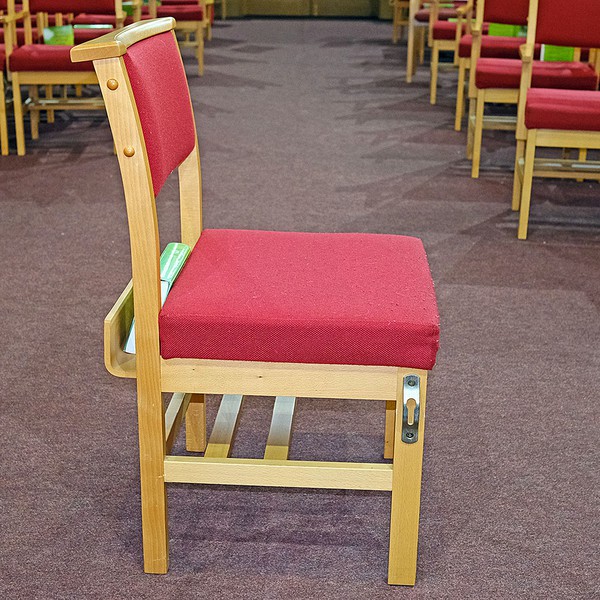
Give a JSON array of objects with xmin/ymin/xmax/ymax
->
[
  {"xmin": 475, "ymin": 58, "xmax": 598, "ymax": 90},
  {"xmin": 72, "ymin": 14, "xmax": 136, "ymax": 25},
  {"xmin": 0, "ymin": 45, "xmax": 5, "ymax": 70},
  {"xmin": 525, "ymin": 88, "xmax": 600, "ymax": 131},
  {"xmin": 415, "ymin": 7, "xmax": 458, "ymax": 22},
  {"xmin": 159, "ymin": 230, "xmax": 440, "ymax": 369},
  {"xmin": 156, "ymin": 5, "xmax": 204, "ymax": 20},
  {"xmin": 73, "ymin": 27, "xmax": 114, "ymax": 43},
  {"xmin": 9, "ymin": 45, "xmax": 94, "ymax": 71},
  {"xmin": 432, "ymin": 20, "xmax": 463, "ymax": 41}
]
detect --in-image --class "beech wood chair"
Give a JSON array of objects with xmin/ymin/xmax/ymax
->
[
  {"xmin": 429, "ymin": 0, "xmax": 474, "ymax": 105},
  {"xmin": 512, "ymin": 0, "xmax": 600, "ymax": 239},
  {"xmin": 0, "ymin": 0, "xmax": 10, "ymax": 155},
  {"xmin": 71, "ymin": 18, "xmax": 441, "ymax": 585},
  {"xmin": 7, "ymin": 0, "xmax": 131, "ymax": 155},
  {"xmin": 391, "ymin": 0, "xmax": 410, "ymax": 44},
  {"xmin": 467, "ymin": 0, "xmax": 598, "ymax": 178},
  {"xmin": 147, "ymin": 0, "xmax": 212, "ymax": 74}
]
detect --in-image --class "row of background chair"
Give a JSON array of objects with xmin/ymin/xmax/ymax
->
[
  {"xmin": 0, "ymin": 0, "xmax": 214, "ymax": 156},
  {"xmin": 399, "ymin": 0, "xmax": 600, "ymax": 239}
]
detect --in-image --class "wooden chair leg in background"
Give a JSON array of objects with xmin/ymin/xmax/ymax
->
[
  {"xmin": 512, "ymin": 139, "xmax": 525, "ymax": 211},
  {"xmin": 186, "ymin": 393, "xmax": 207, "ymax": 452},
  {"xmin": 12, "ymin": 73, "xmax": 26, "ymax": 156},
  {"xmin": 466, "ymin": 98, "xmax": 476, "ymax": 160},
  {"xmin": 0, "ymin": 76, "xmax": 8, "ymax": 156},
  {"xmin": 455, "ymin": 61, "xmax": 467, "ymax": 131},
  {"xmin": 471, "ymin": 89, "xmax": 485, "ymax": 178},
  {"xmin": 384, "ymin": 401, "xmax": 395, "ymax": 460},
  {"xmin": 45, "ymin": 84, "xmax": 55, "ymax": 123},
  {"xmin": 388, "ymin": 371, "xmax": 427, "ymax": 586},
  {"xmin": 430, "ymin": 42, "xmax": 440, "ymax": 105},
  {"xmin": 517, "ymin": 130, "xmax": 537, "ymax": 240},
  {"xmin": 29, "ymin": 86, "xmax": 40, "ymax": 140}
]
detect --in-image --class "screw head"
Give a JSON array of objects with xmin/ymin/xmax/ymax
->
[
  {"xmin": 123, "ymin": 146, "xmax": 135, "ymax": 158},
  {"xmin": 107, "ymin": 79, "xmax": 119, "ymax": 91},
  {"xmin": 407, "ymin": 377, "xmax": 416, "ymax": 387},
  {"xmin": 406, "ymin": 432, "xmax": 414, "ymax": 439}
]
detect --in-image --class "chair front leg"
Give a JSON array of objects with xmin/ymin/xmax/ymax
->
[
  {"xmin": 12, "ymin": 73, "xmax": 26, "ymax": 156},
  {"xmin": 430, "ymin": 41, "xmax": 439, "ymax": 105},
  {"xmin": 0, "ymin": 75, "xmax": 8, "ymax": 155},
  {"xmin": 388, "ymin": 371, "xmax": 427, "ymax": 585},
  {"xmin": 512, "ymin": 139, "xmax": 526, "ymax": 211},
  {"xmin": 454, "ymin": 61, "xmax": 467, "ymax": 131},
  {"xmin": 517, "ymin": 130, "xmax": 537, "ymax": 240},
  {"xmin": 471, "ymin": 89, "xmax": 485, "ymax": 178}
]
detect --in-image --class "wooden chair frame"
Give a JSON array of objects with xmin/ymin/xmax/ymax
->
[
  {"xmin": 0, "ymin": 6, "xmax": 12, "ymax": 155},
  {"xmin": 391, "ymin": 0, "xmax": 410, "ymax": 44},
  {"xmin": 6, "ymin": 0, "xmax": 140, "ymax": 155},
  {"xmin": 406, "ymin": 0, "xmax": 427, "ymax": 83},
  {"xmin": 148, "ymin": 0, "xmax": 212, "ymax": 74},
  {"xmin": 429, "ymin": 0, "xmax": 473, "ymax": 104},
  {"xmin": 71, "ymin": 18, "xmax": 432, "ymax": 585},
  {"xmin": 511, "ymin": 0, "xmax": 600, "ymax": 239}
]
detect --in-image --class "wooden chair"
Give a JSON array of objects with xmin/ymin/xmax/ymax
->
[
  {"xmin": 391, "ymin": 0, "xmax": 410, "ymax": 44},
  {"xmin": 6, "ymin": 0, "xmax": 131, "ymax": 155},
  {"xmin": 147, "ymin": 0, "xmax": 212, "ymax": 74},
  {"xmin": 512, "ymin": 0, "xmax": 600, "ymax": 239},
  {"xmin": 71, "ymin": 18, "xmax": 441, "ymax": 585},
  {"xmin": 0, "ymin": 0, "xmax": 10, "ymax": 155},
  {"xmin": 467, "ymin": 0, "xmax": 600, "ymax": 178},
  {"xmin": 429, "ymin": 0, "xmax": 474, "ymax": 104}
]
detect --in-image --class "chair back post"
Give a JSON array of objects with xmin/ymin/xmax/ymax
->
[
  {"xmin": 467, "ymin": 0, "xmax": 485, "ymax": 98},
  {"xmin": 93, "ymin": 52, "xmax": 163, "ymax": 377},
  {"xmin": 515, "ymin": 0, "xmax": 539, "ymax": 142},
  {"xmin": 178, "ymin": 143, "xmax": 203, "ymax": 248}
]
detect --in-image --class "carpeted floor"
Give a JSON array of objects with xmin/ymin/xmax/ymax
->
[{"xmin": 0, "ymin": 18, "xmax": 599, "ymax": 600}]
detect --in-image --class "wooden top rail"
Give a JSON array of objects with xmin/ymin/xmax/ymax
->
[{"xmin": 70, "ymin": 17, "xmax": 175, "ymax": 63}]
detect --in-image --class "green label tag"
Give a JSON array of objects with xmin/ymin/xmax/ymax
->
[
  {"xmin": 43, "ymin": 25, "xmax": 74, "ymax": 45},
  {"xmin": 160, "ymin": 242, "xmax": 192, "ymax": 288},
  {"xmin": 541, "ymin": 44, "xmax": 575, "ymax": 62},
  {"xmin": 73, "ymin": 24, "xmax": 113, "ymax": 30},
  {"xmin": 488, "ymin": 23, "xmax": 526, "ymax": 38}
]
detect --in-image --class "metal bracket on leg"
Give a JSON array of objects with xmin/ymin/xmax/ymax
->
[{"xmin": 401, "ymin": 375, "xmax": 420, "ymax": 444}]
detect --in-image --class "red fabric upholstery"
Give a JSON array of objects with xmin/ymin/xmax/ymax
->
[
  {"xmin": 536, "ymin": 0, "xmax": 600, "ymax": 48},
  {"xmin": 0, "ymin": 45, "xmax": 5, "ymax": 71},
  {"xmin": 484, "ymin": 0, "xmax": 528, "ymax": 25},
  {"xmin": 156, "ymin": 5, "xmax": 204, "ymax": 20},
  {"xmin": 73, "ymin": 26, "xmax": 113, "ymax": 43},
  {"xmin": 30, "ymin": 0, "xmax": 115, "ymax": 13},
  {"xmin": 433, "ymin": 20, "xmax": 463, "ymax": 41},
  {"xmin": 525, "ymin": 88, "xmax": 600, "ymax": 131},
  {"xmin": 475, "ymin": 58, "xmax": 598, "ymax": 90},
  {"xmin": 0, "ymin": 28, "xmax": 26, "ymax": 45},
  {"xmin": 415, "ymin": 7, "xmax": 458, "ymax": 22},
  {"xmin": 459, "ymin": 35, "xmax": 540, "ymax": 59},
  {"xmin": 72, "ymin": 14, "xmax": 135, "ymax": 25},
  {"xmin": 161, "ymin": 0, "xmax": 198, "ymax": 3},
  {"xmin": 159, "ymin": 229, "xmax": 440, "ymax": 369},
  {"xmin": 9, "ymin": 45, "xmax": 94, "ymax": 71},
  {"xmin": 123, "ymin": 31, "xmax": 196, "ymax": 197}
]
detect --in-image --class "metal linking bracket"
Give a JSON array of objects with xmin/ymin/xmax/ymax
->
[{"xmin": 401, "ymin": 374, "xmax": 420, "ymax": 444}]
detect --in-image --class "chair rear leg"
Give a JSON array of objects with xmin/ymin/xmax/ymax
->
[
  {"xmin": 454, "ymin": 62, "xmax": 466, "ymax": 131},
  {"xmin": 517, "ymin": 131, "xmax": 537, "ymax": 240},
  {"xmin": 388, "ymin": 371, "xmax": 427, "ymax": 586},
  {"xmin": 512, "ymin": 140, "xmax": 525, "ymax": 211},
  {"xmin": 0, "ymin": 76, "xmax": 8, "ymax": 156},
  {"xmin": 137, "ymin": 381, "xmax": 169, "ymax": 573},
  {"xmin": 430, "ymin": 42, "xmax": 439, "ymax": 105},
  {"xmin": 471, "ymin": 90, "xmax": 485, "ymax": 178}
]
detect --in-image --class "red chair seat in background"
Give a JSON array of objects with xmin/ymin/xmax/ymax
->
[
  {"xmin": 525, "ymin": 88, "xmax": 600, "ymax": 131},
  {"xmin": 415, "ymin": 8, "xmax": 458, "ymax": 22},
  {"xmin": 72, "ymin": 14, "xmax": 136, "ymax": 26},
  {"xmin": 9, "ymin": 45, "xmax": 94, "ymax": 71},
  {"xmin": 0, "ymin": 28, "xmax": 26, "ymax": 45},
  {"xmin": 74, "ymin": 27, "xmax": 114, "ymax": 43},
  {"xmin": 475, "ymin": 58, "xmax": 598, "ymax": 90},
  {"xmin": 432, "ymin": 20, "xmax": 465, "ymax": 41},
  {"xmin": 159, "ymin": 229, "xmax": 440, "ymax": 369},
  {"xmin": 156, "ymin": 5, "xmax": 204, "ymax": 20}
]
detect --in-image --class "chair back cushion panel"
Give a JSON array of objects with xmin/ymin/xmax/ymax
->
[
  {"xmin": 159, "ymin": 229, "xmax": 441, "ymax": 369},
  {"xmin": 536, "ymin": 0, "xmax": 600, "ymax": 48},
  {"xmin": 30, "ymin": 1, "xmax": 116, "ymax": 13},
  {"xmin": 484, "ymin": 0, "xmax": 528, "ymax": 25},
  {"xmin": 123, "ymin": 31, "xmax": 196, "ymax": 197}
]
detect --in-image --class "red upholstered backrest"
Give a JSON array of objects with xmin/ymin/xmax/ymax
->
[
  {"xmin": 123, "ymin": 31, "xmax": 196, "ymax": 197},
  {"xmin": 536, "ymin": 0, "xmax": 600, "ymax": 47},
  {"xmin": 0, "ymin": 0, "xmax": 7, "ymax": 11},
  {"xmin": 30, "ymin": 0, "xmax": 116, "ymax": 13},
  {"xmin": 484, "ymin": 0, "xmax": 529, "ymax": 25}
]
